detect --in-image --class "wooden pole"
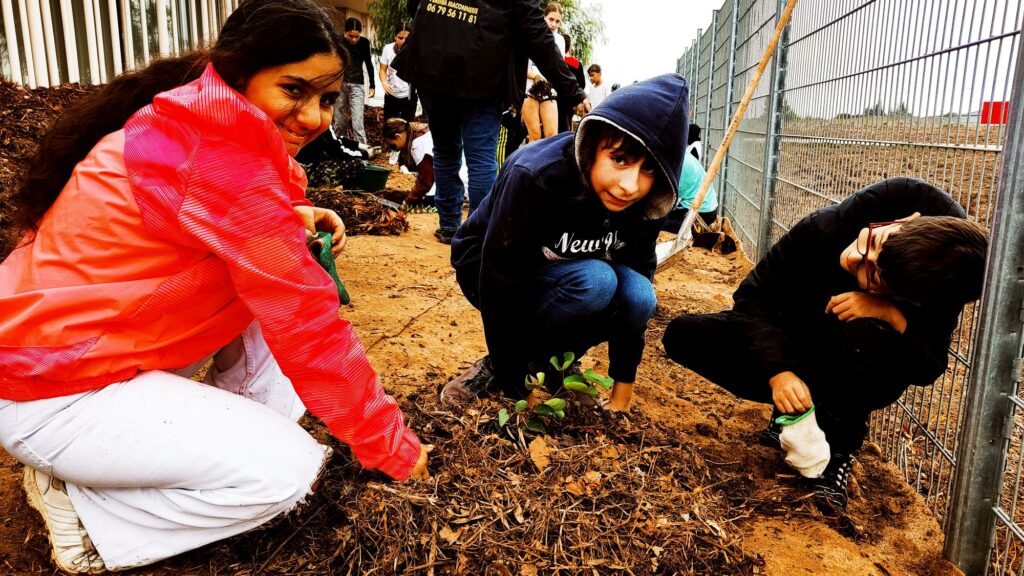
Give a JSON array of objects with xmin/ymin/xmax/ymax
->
[{"xmin": 656, "ymin": 0, "xmax": 799, "ymax": 270}]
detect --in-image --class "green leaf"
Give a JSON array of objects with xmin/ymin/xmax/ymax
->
[
  {"xmin": 563, "ymin": 374, "xmax": 586, "ymax": 385},
  {"xmin": 583, "ymin": 369, "xmax": 614, "ymax": 389},
  {"xmin": 561, "ymin": 351, "xmax": 576, "ymax": 370},
  {"xmin": 564, "ymin": 380, "xmax": 599, "ymax": 396},
  {"xmin": 525, "ymin": 372, "xmax": 545, "ymax": 391},
  {"xmin": 555, "ymin": 410, "xmax": 566, "ymax": 419},
  {"xmin": 497, "ymin": 409, "xmax": 510, "ymax": 428},
  {"xmin": 526, "ymin": 416, "xmax": 547, "ymax": 434},
  {"xmin": 544, "ymin": 398, "xmax": 567, "ymax": 411},
  {"xmin": 514, "ymin": 400, "xmax": 529, "ymax": 413},
  {"xmin": 534, "ymin": 404, "xmax": 555, "ymax": 416},
  {"xmin": 550, "ymin": 355, "xmax": 561, "ymax": 371}
]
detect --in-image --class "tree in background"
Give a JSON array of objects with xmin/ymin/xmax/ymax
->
[
  {"xmin": 559, "ymin": 0, "xmax": 605, "ymax": 66},
  {"xmin": 367, "ymin": 0, "xmax": 409, "ymax": 53},
  {"xmin": 368, "ymin": 0, "xmax": 605, "ymax": 64}
]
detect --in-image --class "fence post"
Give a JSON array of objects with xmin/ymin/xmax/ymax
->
[
  {"xmin": 716, "ymin": 0, "xmax": 740, "ymax": 213},
  {"xmin": 756, "ymin": 0, "xmax": 790, "ymax": 260},
  {"xmin": 2, "ymin": 0, "xmax": 25, "ymax": 84},
  {"xmin": 692, "ymin": 35, "xmax": 701, "ymax": 117},
  {"xmin": 703, "ymin": 10, "xmax": 717, "ymax": 165},
  {"xmin": 943, "ymin": 42, "xmax": 1024, "ymax": 575}
]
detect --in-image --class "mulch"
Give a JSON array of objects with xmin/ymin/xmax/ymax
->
[
  {"xmin": 148, "ymin": 395, "xmax": 766, "ymax": 575},
  {"xmin": 0, "ymin": 80, "xmax": 97, "ymax": 255}
]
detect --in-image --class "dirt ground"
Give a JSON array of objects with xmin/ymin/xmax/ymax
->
[
  {"xmin": 0, "ymin": 79, "xmax": 965, "ymax": 574},
  {"xmin": 0, "ymin": 211, "xmax": 961, "ymax": 574}
]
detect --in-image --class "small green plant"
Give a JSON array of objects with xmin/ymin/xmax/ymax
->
[{"xmin": 496, "ymin": 352, "xmax": 613, "ymax": 433}]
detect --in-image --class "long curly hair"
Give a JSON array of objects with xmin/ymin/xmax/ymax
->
[{"xmin": 4, "ymin": 0, "xmax": 347, "ymax": 255}]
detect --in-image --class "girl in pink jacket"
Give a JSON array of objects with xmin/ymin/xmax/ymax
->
[{"xmin": 0, "ymin": 1, "xmax": 429, "ymax": 572}]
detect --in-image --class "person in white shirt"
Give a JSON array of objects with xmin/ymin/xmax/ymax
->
[
  {"xmin": 379, "ymin": 22, "xmax": 417, "ymax": 123},
  {"xmin": 585, "ymin": 64, "xmax": 612, "ymax": 109},
  {"xmin": 384, "ymin": 118, "xmax": 468, "ymax": 206}
]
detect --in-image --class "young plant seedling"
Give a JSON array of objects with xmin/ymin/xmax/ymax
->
[{"xmin": 496, "ymin": 352, "xmax": 612, "ymax": 434}]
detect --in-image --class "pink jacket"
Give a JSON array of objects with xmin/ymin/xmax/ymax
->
[{"xmin": 0, "ymin": 64, "xmax": 421, "ymax": 480}]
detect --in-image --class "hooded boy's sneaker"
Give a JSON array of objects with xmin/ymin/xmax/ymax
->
[
  {"xmin": 23, "ymin": 468, "xmax": 106, "ymax": 574},
  {"xmin": 440, "ymin": 355, "xmax": 496, "ymax": 405},
  {"xmin": 810, "ymin": 452, "xmax": 854, "ymax": 509}
]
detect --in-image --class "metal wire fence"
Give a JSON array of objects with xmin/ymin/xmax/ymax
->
[{"xmin": 679, "ymin": 0, "xmax": 1023, "ymax": 573}]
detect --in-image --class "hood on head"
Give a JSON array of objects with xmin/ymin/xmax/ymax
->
[{"xmin": 575, "ymin": 73, "xmax": 689, "ymax": 219}]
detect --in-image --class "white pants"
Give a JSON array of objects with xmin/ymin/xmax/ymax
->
[{"xmin": 0, "ymin": 322, "xmax": 329, "ymax": 570}]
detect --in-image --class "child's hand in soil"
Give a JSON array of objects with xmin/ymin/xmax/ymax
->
[
  {"xmin": 769, "ymin": 371, "xmax": 812, "ymax": 414},
  {"xmin": 602, "ymin": 382, "xmax": 633, "ymax": 412},
  {"xmin": 826, "ymin": 291, "xmax": 907, "ymax": 333},
  {"xmin": 408, "ymin": 444, "xmax": 434, "ymax": 481}
]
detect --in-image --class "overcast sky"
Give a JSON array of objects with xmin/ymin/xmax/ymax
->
[{"xmin": 587, "ymin": 0, "xmax": 722, "ymax": 87}]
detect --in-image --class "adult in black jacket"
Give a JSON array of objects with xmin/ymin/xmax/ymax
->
[
  {"xmin": 662, "ymin": 178, "xmax": 988, "ymax": 509},
  {"xmin": 393, "ymin": 0, "xmax": 588, "ymax": 244}
]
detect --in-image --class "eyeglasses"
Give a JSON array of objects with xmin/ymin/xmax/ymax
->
[{"xmin": 855, "ymin": 220, "xmax": 899, "ymax": 293}]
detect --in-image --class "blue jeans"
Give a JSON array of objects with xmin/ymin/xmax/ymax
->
[
  {"xmin": 529, "ymin": 260, "xmax": 656, "ymax": 382},
  {"xmin": 418, "ymin": 90, "xmax": 499, "ymax": 232}
]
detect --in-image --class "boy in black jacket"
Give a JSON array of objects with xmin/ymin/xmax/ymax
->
[
  {"xmin": 442, "ymin": 74, "xmax": 688, "ymax": 412},
  {"xmin": 662, "ymin": 177, "xmax": 988, "ymax": 509}
]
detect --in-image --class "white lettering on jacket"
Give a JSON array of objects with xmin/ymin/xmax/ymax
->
[{"xmin": 546, "ymin": 231, "xmax": 622, "ymax": 260}]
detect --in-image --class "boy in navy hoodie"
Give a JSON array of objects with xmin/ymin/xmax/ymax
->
[{"xmin": 442, "ymin": 74, "xmax": 689, "ymax": 412}]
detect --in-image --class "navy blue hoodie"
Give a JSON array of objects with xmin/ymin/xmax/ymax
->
[{"xmin": 452, "ymin": 74, "xmax": 690, "ymax": 394}]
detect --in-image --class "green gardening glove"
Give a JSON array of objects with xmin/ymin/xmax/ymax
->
[{"xmin": 307, "ymin": 231, "xmax": 351, "ymax": 305}]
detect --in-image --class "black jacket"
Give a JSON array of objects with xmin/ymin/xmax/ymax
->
[
  {"xmin": 733, "ymin": 177, "xmax": 966, "ymax": 386},
  {"xmin": 344, "ymin": 36, "xmax": 375, "ymax": 88},
  {"xmin": 452, "ymin": 74, "xmax": 689, "ymax": 390},
  {"xmin": 393, "ymin": 0, "xmax": 584, "ymax": 107}
]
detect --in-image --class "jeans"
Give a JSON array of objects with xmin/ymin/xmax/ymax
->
[
  {"xmin": 530, "ymin": 260, "xmax": 656, "ymax": 380},
  {"xmin": 418, "ymin": 89, "xmax": 499, "ymax": 232},
  {"xmin": 333, "ymin": 83, "xmax": 367, "ymax": 144},
  {"xmin": 662, "ymin": 312, "xmax": 911, "ymax": 454}
]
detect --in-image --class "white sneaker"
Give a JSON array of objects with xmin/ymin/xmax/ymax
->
[{"xmin": 23, "ymin": 467, "xmax": 106, "ymax": 574}]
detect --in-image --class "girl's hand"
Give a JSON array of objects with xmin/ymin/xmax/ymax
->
[
  {"xmin": 408, "ymin": 444, "xmax": 434, "ymax": 481},
  {"xmin": 368, "ymin": 87, "xmax": 376, "ymax": 99},
  {"xmin": 769, "ymin": 371, "xmax": 812, "ymax": 414},
  {"xmin": 602, "ymin": 381, "xmax": 633, "ymax": 412},
  {"xmin": 382, "ymin": 81, "xmax": 395, "ymax": 97},
  {"xmin": 294, "ymin": 206, "xmax": 348, "ymax": 255},
  {"xmin": 826, "ymin": 292, "xmax": 907, "ymax": 332}
]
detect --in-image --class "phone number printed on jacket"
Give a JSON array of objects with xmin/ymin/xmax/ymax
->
[{"xmin": 426, "ymin": 0, "xmax": 478, "ymax": 24}]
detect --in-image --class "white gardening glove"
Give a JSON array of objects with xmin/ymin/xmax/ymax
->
[{"xmin": 777, "ymin": 406, "xmax": 830, "ymax": 478}]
